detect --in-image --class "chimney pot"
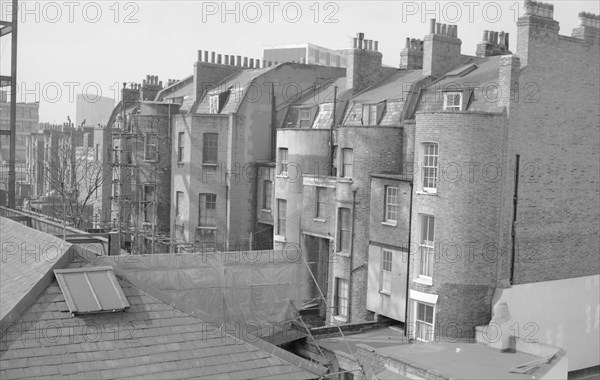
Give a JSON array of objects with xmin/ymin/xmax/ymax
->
[
  {"xmin": 204, "ymin": 51, "xmax": 209, "ymax": 62},
  {"xmin": 236, "ymin": 55, "xmax": 242, "ymax": 66},
  {"xmin": 505, "ymin": 33, "xmax": 510, "ymax": 50},
  {"xmin": 405, "ymin": 38, "xmax": 410, "ymax": 49},
  {"xmin": 483, "ymin": 30, "xmax": 489, "ymax": 42},
  {"xmin": 441, "ymin": 24, "xmax": 447, "ymax": 35},
  {"xmin": 353, "ymin": 37, "xmax": 358, "ymax": 48},
  {"xmin": 159, "ymin": 81, "xmax": 162, "ymax": 87},
  {"xmin": 217, "ymin": 54, "xmax": 222, "ymax": 64},
  {"xmin": 374, "ymin": 41, "xmax": 379, "ymax": 51},
  {"xmin": 430, "ymin": 19, "xmax": 436, "ymax": 34},
  {"xmin": 499, "ymin": 31, "xmax": 506, "ymax": 47},
  {"xmin": 250, "ymin": 58, "xmax": 254, "ymax": 68},
  {"xmin": 436, "ymin": 22, "xmax": 441, "ymax": 34},
  {"xmin": 358, "ymin": 32, "xmax": 364, "ymax": 40},
  {"xmin": 263, "ymin": 59, "xmax": 267, "ymax": 68},
  {"xmin": 358, "ymin": 38, "xmax": 363, "ymax": 49},
  {"xmin": 243, "ymin": 57, "xmax": 248, "ymax": 67},
  {"xmin": 211, "ymin": 51, "xmax": 216, "ymax": 63},
  {"xmin": 198, "ymin": 50, "xmax": 203, "ymax": 62}
]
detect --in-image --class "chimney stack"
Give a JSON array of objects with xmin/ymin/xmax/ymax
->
[
  {"xmin": 400, "ymin": 37, "xmax": 424, "ymax": 70},
  {"xmin": 423, "ymin": 19, "xmax": 462, "ymax": 77},
  {"xmin": 477, "ymin": 29, "xmax": 511, "ymax": 57},
  {"xmin": 572, "ymin": 12, "xmax": 600, "ymax": 42},
  {"xmin": 344, "ymin": 32, "xmax": 384, "ymax": 92},
  {"xmin": 517, "ymin": 0, "xmax": 560, "ymax": 67}
]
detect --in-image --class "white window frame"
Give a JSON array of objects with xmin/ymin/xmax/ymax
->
[
  {"xmin": 278, "ymin": 148, "xmax": 289, "ymax": 177},
  {"xmin": 385, "ymin": 186, "xmax": 399, "ymax": 223},
  {"xmin": 362, "ymin": 104, "xmax": 378, "ymax": 125},
  {"xmin": 208, "ymin": 94, "xmax": 219, "ymax": 114},
  {"xmin": 298, "ymin": 107, "xmax": 311, "ymax": 128},
  {"xmin": 316, "ymin": 187, "xmax": 326, "ymax": 219},
  {"xmin": 443, "ymin": 92, "xmax": 462, "ymax": 111},
  {"xmin": 262, "ymin": 180, "xmax": 272, "ymax": 210},
  {"xmin": 341, "ymin": 148, "xmax": 353, "ymax": 179},
  {"xmin": 381, "ymin": 249, "xmax": 393, "ymax": 293},
  {"xmin": 334, "ymin": 277, "xmax": 349, "ymax": 319},
  {"xmin": 418, "ymin": 214, "xmax": 435, "ymax": 281},
  {"xmin": 337, "ymin": 208, "xmax": 351, "ymax": 253},
  {"xmin": 415, "ymin": 301, "xmax": 435, "ymax": 342},
  {"xmin": 422, "ymin": 143, "xmax": 438, "ymax": 193}
]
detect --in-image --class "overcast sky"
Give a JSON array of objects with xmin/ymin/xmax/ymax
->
[{"xmin": 1, "ymin": 0, "xmax": 598, "ymax": 124}]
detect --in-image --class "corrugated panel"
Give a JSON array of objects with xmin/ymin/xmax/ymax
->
[{"xmin": 54, "ymin": 267, "xmax": 130, "ymax": 314}]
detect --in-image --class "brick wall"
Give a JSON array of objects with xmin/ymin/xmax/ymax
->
[
  {"xmin": 504, "ymin": 12, "xmax": 600, "ymax": 284},
  {"xmin": 411, "ymin": 112, "xmax": 507, "ymax": 338}
]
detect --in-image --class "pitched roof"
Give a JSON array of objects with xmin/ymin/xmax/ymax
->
[
  {"xmin": 0, "ymin": 218, "xmax": 327, "ymax": 379},
  {"xmin": 194, "ymin": 66, "xmax": 275, "ymax": 114},
  {"xmin": 417, "ymin": 56, "xmax": 505, "ymax": 113},
  {"xmin": 0, "ymin": 217, "xmax": 72, "ymax": 332},
  {"xmin": 351, "ymin": 70, "xmax": 426, "ymax": 103}
]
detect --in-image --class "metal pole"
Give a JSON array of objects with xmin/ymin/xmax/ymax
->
[{"xmin": 8, "ymin": 0, "xmax": 18, "ymax": 208}]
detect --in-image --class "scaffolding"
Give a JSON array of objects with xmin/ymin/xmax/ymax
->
[{"xmin": 111, "ymin": 111, "xmax": 173, "ymax": 254}]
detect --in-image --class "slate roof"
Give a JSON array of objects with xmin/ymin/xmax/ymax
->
[
  {"xmin": 194, "ymin": 66, "xmax": 275, "ymax": 115},
  {"xmin": 0, "ymin": 217, "xmax": 72, "ymax": 330},
  {"xmin": 417, "ymin": 56, "xmax": 505, "ymax": 113},
  {"xmin": 0, "ymin": 218, "xmax": 326, "ymax": 379}
]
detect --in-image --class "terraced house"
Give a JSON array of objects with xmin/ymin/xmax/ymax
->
[{"xmin": 269, "ymin": 1, "xmax": 599, "ymax": 377}]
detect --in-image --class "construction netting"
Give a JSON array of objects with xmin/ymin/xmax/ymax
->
[{"xmin": 96, "ymin": 249, "xmax": 308, "ymax": 339}]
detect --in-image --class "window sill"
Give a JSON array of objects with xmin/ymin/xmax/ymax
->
[
  {"xmin": 413, "ymin": 277, "xmax": 433, "ymax": 286},
  {"xmin": 143, "ymin": 160, "xmax": 159, "ymax": 163},
  {"xmin": 177, "ymin": 162, "xmax": 184, "ymax": 168},
  {"xmin": 261, "ymin": 209, "xmax": 272, "ymax": 213},
  {"xmin": 274, "ymin": 235, "xmax": 286, "ymax": 243},
  {"xmin": 335, "ymin": 251, "xmax": 350, "ymax": 258},
  {"xmin": 313, "ymin": 218, "xmax": 326, "ymax": 223},
  {"xmin": 202, "ymin": 162, "xmax": 218, "ymax": 167},
  {"xmin": 379, "ymin": 290, "xmax": 391, "ymax": 296},
  {"xmin": 197, "ymin": 226, "xmax": 217, "ymax": 230},
  {"xmin": 381, "ymin": 221, "xmax": 397, "ymax": 227},
  {"xmin": 338, "ymin": 178, "xmax": 352, "ymax": 183},
  {"xmin": 333, "ymin": 315, "xmax": 348, "ymax": 323},
  {"xmin": 276, "ymin": 174, "xmax": 289, "ymax": 179},
  {"xmin": 416, "ymin": 190, "xmax": 438, "ymax": 196}
]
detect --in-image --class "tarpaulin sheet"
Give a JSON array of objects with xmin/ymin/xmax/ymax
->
[{"xmin": 99, "ymin": 250, "xmax": 307, "ymax": 338}]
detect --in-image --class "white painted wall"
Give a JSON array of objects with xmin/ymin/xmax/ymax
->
[{"xmin": 492, "ymin": 275, "xmax": 600, "ymax": 371}]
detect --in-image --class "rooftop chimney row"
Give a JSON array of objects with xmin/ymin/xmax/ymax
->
[
  {"xmin": 430, "ymin": 19, "xmax": 458, "ymax": 37},
  {"xmin": 352, "ymin": 33, "xmax": 380, "ymax": 52},
  {"xmin": 482, "ymin": 30, "xmax": 510, "ymax": 49},
  {"xmin": 196, "ymin": 50, "xmax": 264, "ymax": 68},
  {"xmin": 143, "ymin": 75, "xmax": 160, "ymax": 87},
  {"xmin": 524, "ymin": 0, "xmax": 554, "ymax": 19},
  {"xmin": 405, "ymin": 38, "xmax": 424, "ymax": 51},
  {"xmin": 578, "ymin": 12, "xmax": 600, "ymax": 28}
]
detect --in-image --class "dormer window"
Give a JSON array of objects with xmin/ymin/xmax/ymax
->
[
  {"xmin": 298, "ymin": 108, "xmax": 311, "ymax": 128},
  {"xmin": 443, "ymin": 92, "xmax": 462, "ymax": 111}
]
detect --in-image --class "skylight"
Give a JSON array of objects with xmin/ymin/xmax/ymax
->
[{"xmin": 54, "ymin": 267, "xmax": 130, "ymax": 315}]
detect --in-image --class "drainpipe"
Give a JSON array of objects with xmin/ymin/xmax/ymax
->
[
  {"xmin": 349, "ymin": 188, "xmax": 358, "ymax": 322},
  {"xmin": 329, "ymin": 86, "xmax": 337, "ymax": 176},
  {"xmin": 404, "ymin": 181, "xmax": 414, "ymax": 337}
]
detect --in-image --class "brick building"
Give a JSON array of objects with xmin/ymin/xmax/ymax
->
[
  {"xmin": 0, "ymin": 90, "xmax": 39, "ymax": 163},
  {"xmin": 269, "ymin": 1, "xmax": 599, "ymax": 376},
  {"xmin": 107, "ymin": 76, "xmax": 180, "ymax": 253},
  {"xmin": 170, "ymin": 51, "xmax": 344, "ymax": 252}
]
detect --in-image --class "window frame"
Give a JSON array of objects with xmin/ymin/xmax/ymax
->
[
  {"xmin": 381, "ymin": 249, "xmax": 393, "ymax": 293},
  {"xmin": 144, "ymin": 133, "xmax": 158, "ymax": 162},
  {"xmin": 341, "ymin": 148, "xmax": 353, "ymax": 179},
  {"xmin": 177, "ymin": 132, "xmax": 185, "ymax": 162},
  {"xmin": 422, "ymin": 143, "xmax": 439, "ymax": 193},
  {"xmin": 384, "ymin": 186, "xmax": 399, "ymax": 223},
  {"xmin": 418, "ymin": 214, "xmax": 435, "ymax": 281},
  {"xmin": 298, "ymin": 107, "xmax": 311, "ymax": 128},
  {"xmin": 262, "ymin": 180, "xmax": 272, "ymax": 210},
  {"xmin": 198, "ymin": 193, "xmax": 217, "ymax": 227},
  {"xmin": 415, "ymin": 301, "xmax": 435, "ymax": 342},
  {"xmin": 443, "ymin": 91, "xmax": 462, "ymax": 111},
  {"xmin": 316, "ymin": 187, "xmax": 326, "ymax": 219},
  {"xmin": 175, "ymin": 191, "xmax": 184, "ymax": 218},
  {"xmin": 337, "ymin": 207, "xmax": 351, "ymax": 253},
  {"xmin": 278, "ymin": 148, "xmax": 289, "ymax": 177},
  {"xmin": 142, "ymin": 184, "xmax": 156, "ymax": 223},
  {"xmin": 202, "ymin": 133, "xmax": 218, "ymax": 164},
  {"xmin": 334, "ymin": 277, "xmax": 349, "ymax": 318},
  {"xmin": 277, "ymin": 199, "xmax": 287, "ymax": 236}
]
